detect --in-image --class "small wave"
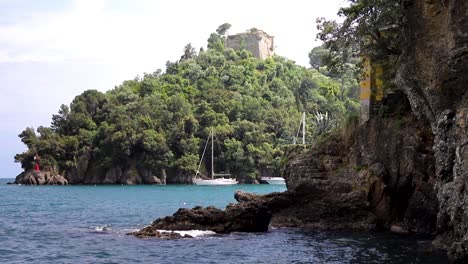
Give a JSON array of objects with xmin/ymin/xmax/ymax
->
[
  {"xmin": 156, "ymin": 229, "xmax": 216, "ymax": 237},
  {"xmin": 90, "ymin": 225, "xmax": 112, "ymax": 232}
]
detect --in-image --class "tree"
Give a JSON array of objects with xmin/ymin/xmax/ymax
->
[
  {"xmin": 207, "ymin": 33, "xmax": 224, "ymax": 51},
  {"xmin": 216, "ymin": 23, "xmax": 231, "ymax": 36},
  {"xmin": 308, "ymin": 45, "xmax": 329, "ymax": 72},
  {"xmin": 316, "ymin": 0, "xmax": 401, "ymax": 62},
  {"xmin": 18, "ymin": 127, "xmax": 37, "ymax": 149},
  {"xmin": 180, "ymin": 43, "xmax": 197, "ymax": 62},
  {"xmin": 51, "ymin": 104, "xmax": 70, "ymax": 133}
]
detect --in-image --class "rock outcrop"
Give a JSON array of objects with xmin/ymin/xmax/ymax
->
[
  {"xmin": 282, "ymin": 112, "xmax": 437, "ymax": 232},
  {"xmin": 130, "ymin": 191, "xmax": 274, "ymax": 237},
  {"xmin": 15, "ymin": 170, "xmax": 68, "ymax": 185},
  {"xmin": 131, "ymin": 178, "xmax": 377, "ymax": 238}
]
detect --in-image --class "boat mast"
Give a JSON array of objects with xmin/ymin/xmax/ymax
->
[
  {"xmin": 196, "ymin": 132, "xmax": 211, "ymax": 176},
  {"xmin": 302, "ymin": 111, "xmax": 306, "ymax": 145},
  {"xmin": 293, "ymin": 112, "xmax": 306, "ymax": 145},
  {"xmin": 211, "ymin": 128, "xmax": 214, "ymax": 179}
]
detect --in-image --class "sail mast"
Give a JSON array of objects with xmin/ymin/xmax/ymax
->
[
  {"xmin": 211, "ymin": 128, "xmax": 214, "ymax": 179},
  {"xmin": 302, "ymin": 112, "xmax": 306, "ymax": 145},
  {"xmin": 196, "ymin": 132, "xmax": 211, "ymax": 176}
]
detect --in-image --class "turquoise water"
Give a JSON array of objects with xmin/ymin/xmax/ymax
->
[{"xmin": 0, "ymin": 178, "xmax": 448, "ymax": 263}]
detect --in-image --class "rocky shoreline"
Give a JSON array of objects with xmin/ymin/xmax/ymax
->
[
  {"xmin": 13, "ymin": 169, "xmax": 260, "ymax": 185},
  {"xmin": 14, "ymin": 171, "xmax": 68, "ymax": 185}
]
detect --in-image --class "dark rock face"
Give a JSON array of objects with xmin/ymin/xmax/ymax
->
[
  {"xmin": 59, "ymin": 155, "xmax": 168, "ymax": 185},
  {"xmin": 282, "ymin": 114, "xmax": 436, "ymax": 232},
  {"xmin": 270, "ymin": 180, "xmax": 376, "ymax": 230},
  {"xmin": 396, "ymin": 0, "xmax": 468, "ymax": 262}
]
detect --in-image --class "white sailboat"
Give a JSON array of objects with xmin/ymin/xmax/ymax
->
[
  {"xmin": 261, "ymin": 112, "xmax": 306, "ymax": 186},
  {"xmin": 193, "ymin": 129, "xmax": 238, "ymax": 185},
  {"xmin": 261, "ymin": 176, "xmax": 286, "ymax": 185}
]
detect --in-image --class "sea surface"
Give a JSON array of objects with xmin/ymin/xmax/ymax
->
[{"xmin": 0, "ymin": 178, "xmax": 448, "ymax": 264}]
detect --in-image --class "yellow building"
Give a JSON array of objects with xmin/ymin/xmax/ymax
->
[{"xmin": 360, "ymin": 55, "xmax": 386, "ymax": 122}]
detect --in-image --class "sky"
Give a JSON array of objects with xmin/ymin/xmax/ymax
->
[{"xmin": 0, "ymin": 0, "xmax": 346, "ymax": 178}]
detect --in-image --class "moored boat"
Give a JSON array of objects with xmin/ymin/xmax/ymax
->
[
  {"xmin": 193, "ymin": 129, "xmax": 238, "ymax": 185},
  {"xmin": 261, "ymin": 176, "xmax": 285, "ymax": 185}
]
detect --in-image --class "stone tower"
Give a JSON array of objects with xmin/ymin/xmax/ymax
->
[{"xmin": 226, "ymin": 29, "xmax": 274, "ymax": 59}]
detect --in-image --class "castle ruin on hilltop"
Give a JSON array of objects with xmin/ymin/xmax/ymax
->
[{"xmin": 226, "ymin": 29, "xmax": 274, "ymax": 59}]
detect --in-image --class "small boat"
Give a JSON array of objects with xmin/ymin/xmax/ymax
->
[
  {"xmin": 261, "ymin": 176, "xmax": 286, "ymax": 185},
  {"xmin": 193, "ymin": 129, "xmax": 238, "ymax": 185}
]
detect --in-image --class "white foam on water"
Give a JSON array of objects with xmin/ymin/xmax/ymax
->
[
  {"xmin": 92, "ymin": 225, "xmax": 112, "ymax": 232},
  {"xmin": 121, "ymin": 228, "xmax": 139, "ymax": 233},
  {"xmin": 156, "ymin": 229, "xmax": 216, "ymax": 237}
]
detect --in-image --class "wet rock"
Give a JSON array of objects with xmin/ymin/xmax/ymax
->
[
  {"xmin": 390, "ymin": 225, "xmax": 410, "ymax": 235},
  {"xmin": 130, "ymin": 199, "xmax": 272, "ymax": 238},
  {"xmin": 130, "ymin": 229, "xmax": 192, "ymax": 240}
]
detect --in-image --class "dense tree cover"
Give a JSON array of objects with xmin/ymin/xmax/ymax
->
[
  {"xmin": 15, "ymin": 27, "xmax": 358, "ymax": 179},
  {"xmin": 308, "ymin": 44, "xmax": 360, "ymax": 103},
  {"xmin": 316, "ymin": 0, "xmax": 401, "ymax": 69}
]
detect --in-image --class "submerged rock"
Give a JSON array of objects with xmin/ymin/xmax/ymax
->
[{"xmin": 131, "ymin": 229, "xmax": 193, "ymax": 240}]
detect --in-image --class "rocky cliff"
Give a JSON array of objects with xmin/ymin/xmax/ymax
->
[
  {"xmin": 282, "ymin": 0, "xmax": 467, "ymax": 261},
  {"xmin": 281, "ymin": 110, "xmax": 437, "ymax": 230},
  {"xmin": 283, "ymin": 1, "xmax": 467, "ymax": 261},
  {"xmin": 396, "ymin": 0, "xmax": 468, "ymax": 261}
]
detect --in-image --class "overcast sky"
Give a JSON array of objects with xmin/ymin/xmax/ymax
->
[{"xmin": 0, "ymin": 0, "xmax": 346, "ymax": 178}]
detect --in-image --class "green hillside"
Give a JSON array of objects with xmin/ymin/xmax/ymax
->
[{"xmin": 15, "ymin": 29, "xmax": 359, "ymax": 181}]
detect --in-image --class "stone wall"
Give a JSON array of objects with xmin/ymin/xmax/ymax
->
[{"xmin": 226, "ymin": 30, "xmax": 274, "ymax": 59}]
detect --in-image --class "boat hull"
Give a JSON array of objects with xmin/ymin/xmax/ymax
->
[
  {"xmin": 261, "ymin": 177, "xmax": 286, "ymax": 185},
  {"xmin": 193, "ymin": 178, "xmax": 238, "ymax": 185}
]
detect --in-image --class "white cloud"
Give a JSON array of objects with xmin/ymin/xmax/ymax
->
[{"xmin": 0, "ymin": 0, "xmax": 345, "ymax": 67}]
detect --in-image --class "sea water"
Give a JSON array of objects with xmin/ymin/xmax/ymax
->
[{"xmin": 0, "ymin": 178, "xmax": 448, "ymax": 263}]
